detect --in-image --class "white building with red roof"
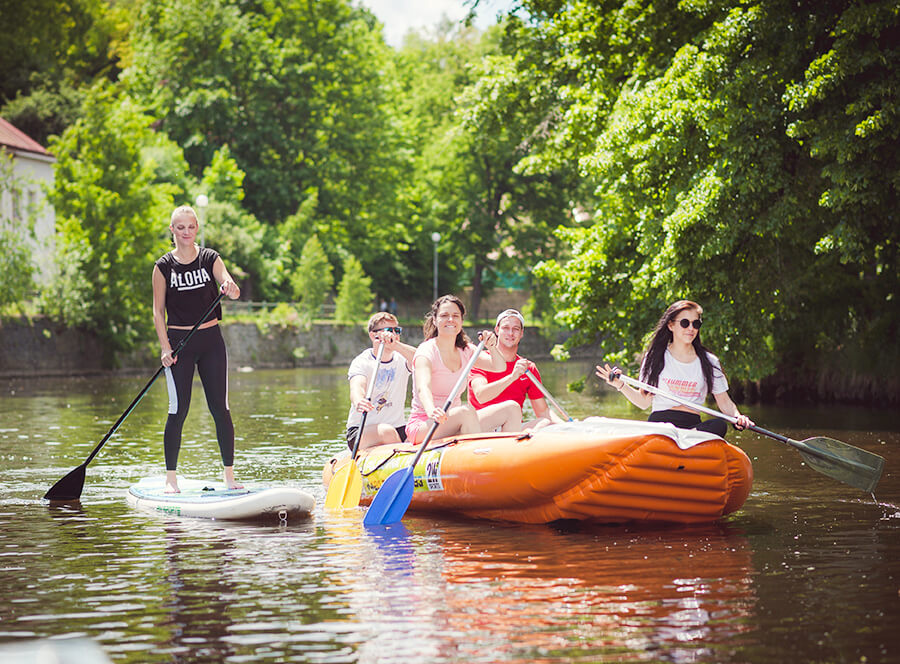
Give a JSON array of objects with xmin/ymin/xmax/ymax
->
[{"xmin": 0, "ymin": 117, "xmax": 56, "ymax": 284}]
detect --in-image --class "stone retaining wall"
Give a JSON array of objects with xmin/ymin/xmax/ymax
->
[
  {"xmin": 0, "ymin": 318, "xmax": 583, "ymax": 377},
  {"xmin": 0, "ymin": 319, "xmax": 107, "ymax": 377},
  {"xmin": 2, "ymin": 318, "xmax": 896, "ymax": 406}
]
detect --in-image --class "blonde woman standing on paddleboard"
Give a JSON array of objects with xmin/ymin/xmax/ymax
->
[
  {"xmin": 152, "ymin": 205, "xmax": 242, "ymax": 493},
  {"xmin": 596, "ymin": 300, "xmax": 753, "ymax": 437}
]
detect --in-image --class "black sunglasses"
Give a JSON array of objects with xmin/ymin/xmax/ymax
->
[
  {"xmin": 374, "ymin": 326, "xmax": 402, "ymax": 335},
  {"xmin": 677, "ymin": 318, "xmax": 702, "ymax": 329}
]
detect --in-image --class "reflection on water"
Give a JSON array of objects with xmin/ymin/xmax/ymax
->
[
  {"xmin": 408, "ymin": 521, "xmax": 756, "ymax": 664},
  {"xmin": 1, "ymin": 365, "xmax": 899, "ymax": 663}
]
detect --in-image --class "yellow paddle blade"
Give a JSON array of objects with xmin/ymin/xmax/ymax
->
[{"xmin": 325, "ymin": 459, "xmax": 363, "ymax": 510}]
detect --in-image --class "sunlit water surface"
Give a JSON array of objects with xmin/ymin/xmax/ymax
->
[{"xmin": 1, "ymin": 363, "xmax": 898, "ymax": 663}]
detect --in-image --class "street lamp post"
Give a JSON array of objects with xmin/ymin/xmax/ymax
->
[
  {"xmin": 195, "ymin": 194, "xmax": 208, "ymax": 247},
  {"xmin": 431, "ymin": 232, "xmax": 441, "ymax": 301}
]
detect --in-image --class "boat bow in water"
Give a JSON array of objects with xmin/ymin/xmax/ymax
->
[{"xmin": 323, "ymin": 417, "xmax": 752, "ymax": 525}]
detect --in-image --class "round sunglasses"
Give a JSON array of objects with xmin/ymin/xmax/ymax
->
[{"xmin": 676, "ymin": 318, "xmax": 702, "ymax": 329}]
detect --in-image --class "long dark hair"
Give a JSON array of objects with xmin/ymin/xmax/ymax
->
[
  {"xmin": 639, "ymin": 300, "xmax": 717, "ymax": 396},
  {"xmin": 423, "ymin": 295, "xmax": 471, "ymax": 350}
]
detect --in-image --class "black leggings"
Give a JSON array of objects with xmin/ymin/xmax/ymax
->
[
  {"xmin": 648, "ymin": 409, "xmax": 728, "ymax": 438},
  {"xmin": 163, "ymin": 325, "xmax": 234, "ymax": 470}
]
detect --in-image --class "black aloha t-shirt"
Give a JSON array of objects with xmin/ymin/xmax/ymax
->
[{"xmin": 155, "ymin": 247, "xmax": 222, "ymax": 326}]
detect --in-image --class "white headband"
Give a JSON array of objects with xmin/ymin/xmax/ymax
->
[{"xmin": 495, "ymin": 309, "xmax": 525, "ymax": 327}]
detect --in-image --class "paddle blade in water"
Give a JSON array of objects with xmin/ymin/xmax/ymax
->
[
  {"xmin": 43, "ymin": 464, "xmax": 86, "ymax": 502},
  {"xmin": 792, "ymin": 436, "xmax": 885, "ymax": 492},
  {"xmin": 324, "ymin": 459, "xmax": 362, "ymax": 510},
  {"xmin": 363, "ymin": 467, "xmax": 414, "ymax": 526}
]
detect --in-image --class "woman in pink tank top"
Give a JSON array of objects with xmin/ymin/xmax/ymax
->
[{"xmin": 406, "ymin": 295, "xmax": 522, "ymax": 444}]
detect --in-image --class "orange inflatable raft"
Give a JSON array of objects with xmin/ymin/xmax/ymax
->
[{"xmin": 323, "ymin": 418, "xmax": 753, "ymax": 525}]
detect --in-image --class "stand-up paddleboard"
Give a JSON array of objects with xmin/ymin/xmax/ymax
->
[{"xmin": 127, "ymin": 477, "xmax": 315, "ymax": 522}]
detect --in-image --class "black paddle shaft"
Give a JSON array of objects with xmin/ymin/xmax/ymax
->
[
  {"xmin": 610, "ymin": 369, "xmax": 884, "ymax": 492},
  {"xmin": 43, "ymin": 291, "xmax": 226, "ymax": 500},
  {"xmin": 83, "ymin": 291, "xmax": 225, "ymax": 466}
]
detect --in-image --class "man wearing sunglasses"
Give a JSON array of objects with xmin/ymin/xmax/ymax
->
[
  {"xmin": 467, "ymin": 309, "xmax": 565, "ymax": 428},
  {"xmin": 345, "ymin": 312, "xmax": 417, "ymax": 451}
]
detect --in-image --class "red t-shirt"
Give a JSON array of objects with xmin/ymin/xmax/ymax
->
[{"xmin": 467, "ymin": 355, "xmax": 542, "ymax": 409}]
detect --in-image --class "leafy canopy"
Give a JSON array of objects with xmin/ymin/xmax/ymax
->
[{"xmin": 46, "ymin": 84, "xmax": 182, "ymax": 355}]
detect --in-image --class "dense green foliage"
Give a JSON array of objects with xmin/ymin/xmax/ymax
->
[
  {"xmin": 522, "ymin": 0, "xmax": 898, "ymax": 381},
  {"xmin": 391, "ymin": 27, "xmax": 577, "ymax": 314},
  {"xmin": 1, "ymin": 0, "xmax": 896, "ymax": 393},
  {"xmin": 44, "ymin": 85, "xmax": 180, "ymax": 354},
  {"xmin": 0, "ymin": 0, "xmax": 126, "ymax": 144}
]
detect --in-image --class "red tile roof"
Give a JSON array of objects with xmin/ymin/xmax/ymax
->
[{"xmin": 0, "ymin": 117, "xmax": 49, "ymax": 156}]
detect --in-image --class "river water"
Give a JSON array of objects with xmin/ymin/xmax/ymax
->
[{"xmin": 1, "ymin": 362, "xmax": 898, "ymax": 663}]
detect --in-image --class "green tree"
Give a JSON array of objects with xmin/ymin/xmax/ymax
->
[
  {"xmin": 782, "ymin": 1, "xmax": 899, "ymax": 370},
  {"xmin": 389, "ymin": 24, "xmax": 491, "ymax": 299},
  {"xmin": 334, "ymin": 254, "xmax": 374, "ymax": 323},
  {"xmin": 291, "ymin": 234, "xmax": 333, "ymax": 316},
  {"xmin": 44, "ymin": 84, "xmax": 182, "ymax": 356},
  {"xmin": 199, "ymin": 145, "xmax": 245, "ymax": 204},
  {"xmin": 393, "ymin": 22, "xmax": 576, "ymax": 316},
  {"xmin": 124, "ymin": 0, "xmax": 405, "ymax": 227},
  {"xmin": 0, "ymin": 0, "xmax": 128, "ymax": 144},
  {"xmin": 434, "ymin": 51, "xmax": 576, "ymax": 318},
  {"xmin": 519, "ymin": 0, "xmax": 899, "ymax": 382}
]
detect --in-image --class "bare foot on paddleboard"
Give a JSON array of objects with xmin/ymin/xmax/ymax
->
[
  {"xmin": 165, "ymin": 471, "xmax": 180, "ymax": 493},
  {"xmin": 224, "ymin": 467, "xmax": 243, "ymax": 490}
]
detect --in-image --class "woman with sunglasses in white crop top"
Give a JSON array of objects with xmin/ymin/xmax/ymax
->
[{"xmin": 595, "ymin": 300, "xmax": 753, "ymax": 436}]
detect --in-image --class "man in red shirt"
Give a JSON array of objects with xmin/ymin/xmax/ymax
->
[{"xmin": 467, "ymin": 309, "xmax": 564, "ymax": 427}]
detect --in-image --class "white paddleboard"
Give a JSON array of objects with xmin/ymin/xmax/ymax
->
[{"xmin": 127, "ymin": 477, "xmax": 315, "ymax": 522}]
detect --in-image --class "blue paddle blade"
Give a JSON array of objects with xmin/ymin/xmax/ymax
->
[{"xmin": 363, "ymin": 467, "xmax": 415, "ymax": 526}]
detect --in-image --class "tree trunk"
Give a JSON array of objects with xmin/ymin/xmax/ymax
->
[{"xmin": 470, "ymin": 260, "xmax": 484, "ymax": 321}]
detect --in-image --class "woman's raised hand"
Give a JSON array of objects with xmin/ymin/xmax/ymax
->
[
  {"xmin": 478, "ymin": 330, "xmax": 498, "ymax": 349},
  {"xmin": 595, "ymin": 363, "xmax": 624, "ymax": 391}
]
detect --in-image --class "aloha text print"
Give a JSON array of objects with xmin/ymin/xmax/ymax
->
[{"xmin": 170, "ymin": 267, "xmax": 212, "ymax": 291}]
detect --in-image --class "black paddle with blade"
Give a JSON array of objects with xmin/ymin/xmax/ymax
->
[
  {"xmin": 43, "ymin": 291, "xmax": 226, "ymax": 501},
  {"xmin": 611, "ymin": 370, "xmax": 884, "ymax": 492}
]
